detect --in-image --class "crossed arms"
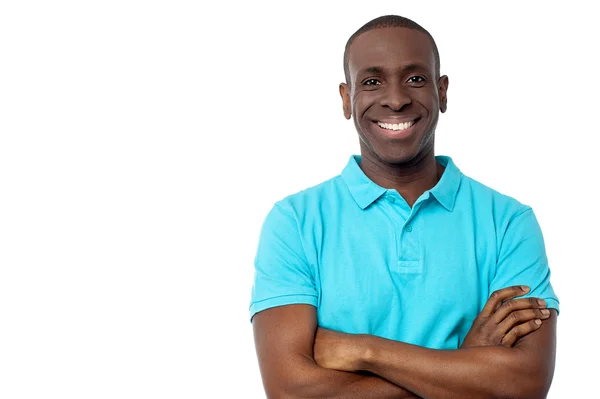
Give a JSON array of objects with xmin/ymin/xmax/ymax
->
[{"xmin": 253, "ymin": 285, "xmax": 557, "ymax": 399}]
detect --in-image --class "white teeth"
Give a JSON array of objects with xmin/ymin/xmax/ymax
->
[{"xmin": 377, "ymin": 120, "xmax": 415, "ymax": 131}]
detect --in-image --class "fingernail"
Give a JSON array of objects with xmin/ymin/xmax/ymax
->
[
  {"xmin": 521, "ymin": 286, "xmax": 530, "ymax": 292},
  {"xmin": 537, "ymin": 299, "xmax": 546, "ymax": 306},
  {"xmin": 541, "ymin": 309, "xmax": 550, "ymax": 315},
  {"xmin": 535, "ymin": 319, "xmax": 542, "ymax": 325}
]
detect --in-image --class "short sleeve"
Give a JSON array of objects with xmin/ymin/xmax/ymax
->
[
  {"xmin": 249, "ymin": 203, "xmax": 318, "ymax": 321},
  {"xmin": 490, "ymin": 208, "xmax": 560, "ymax": 313}
]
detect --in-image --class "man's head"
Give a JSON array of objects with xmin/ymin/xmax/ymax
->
[
  {"xmin": 343, "ymin": 16, "xmax": 441, "ymax": 85},
  {"xmin": 340, "ymin": 15, "xmax": 448, "ymax": 165}
]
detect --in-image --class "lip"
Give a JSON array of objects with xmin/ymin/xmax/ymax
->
[
  {"xmin": 375, "ymin": 116, "xmax": 420, "ymax": 124},
  {"xmin": 372, "ymin": 118, "xmax": 420, "ymax": 139}
]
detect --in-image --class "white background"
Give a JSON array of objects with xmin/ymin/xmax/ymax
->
[{"xmin": 0, "ymin": 1, "xmax": 596, "ymax": 398}]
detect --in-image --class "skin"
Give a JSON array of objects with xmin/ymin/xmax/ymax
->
[
  {"xmin": 254, "ymin": 286, "xmax": 551, "ymax": 398},
  {"xmin": 314, "ymin": 286, "xmax": 556, "ymax": 398},
  {"xmin": 253, "ymin": 27, "xmax": 556, "ymax": 398},
  {"xmin": 339, "ymin": 27, "xmax": 448, "ymax": 206},
  {"xmin": 461, "ymin": 285, "xmax": 551, "ymax": 348},
  {"xmin": 254, "ymin": 304, "xmax": 421, "ymax": 398},
  {"xmin": 314, "ymin": 312, "xmax": 557, "ymax": 399}
]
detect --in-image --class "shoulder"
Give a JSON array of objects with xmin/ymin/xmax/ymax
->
[
  {"xmin": 274, "ymin": 174, "xmax": 346, "ymax": 216},
  {"xmin": 457, "ymin": 172, "xmax": 546, "ymax": 261},
  {"xmin": 459, "ymin": 172, "xmax": 532, "ymax": 226}
]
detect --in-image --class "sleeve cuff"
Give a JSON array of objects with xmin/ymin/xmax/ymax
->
[
  {"xmin": 543, "ymin": 297, "xmax": 560, "ymax": 315},
  {"xmin": 249, "ymin": 294, "xmax": 318, "ymax": 322}
]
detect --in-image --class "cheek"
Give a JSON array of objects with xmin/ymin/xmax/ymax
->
[
  {"xmin": 417, "ymin": 89, "xmax": 439, "ymax": 110},
  {"xmin": 352, "ymin": 93, "xmax": 376, "ymax": 119}
]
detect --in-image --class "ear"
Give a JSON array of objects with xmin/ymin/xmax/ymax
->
[
  {"xmin": 339, "ymin": 83, "xmax": 352, "ymax": 119},
  {"xmin": 438, "ymin": 75, "xmax": 449, "ymax": 113}
]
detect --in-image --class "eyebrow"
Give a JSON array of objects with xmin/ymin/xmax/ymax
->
[
  {"xmin": 402, "ymin": 63, "xmax": 429, "ymax": 73},
  {"xmin": 358, "ymin": 63, "xmax": 430, "ymax": 76},
  {"xmin": 362, "ymin": 66, "xmax": 385, "ymax": 75}
]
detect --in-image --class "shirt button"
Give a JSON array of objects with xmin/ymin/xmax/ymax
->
[
  {"xmin": 405, "ymin": 224, "xmax": 413, "ymax": 232},
  {"xmin": 389, "ymin": 197, "xmax": 395, "ymax": 203}
]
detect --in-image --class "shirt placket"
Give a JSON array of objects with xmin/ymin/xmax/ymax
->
[{"xmin": 384, "ymin": 191, "xmax": 427, "ymax": 274}]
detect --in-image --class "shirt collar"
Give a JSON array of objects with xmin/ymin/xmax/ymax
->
[
  {"xmin": 341, "ymin": 155, "xmax": 387, "ymax": 209},
  {"xmin": 341, "ymin": 155, "xmax": 462, "ymax": 211},
  {"xmin": 429, "ymin": 155, "xmax": 462, "ymax": 211}
]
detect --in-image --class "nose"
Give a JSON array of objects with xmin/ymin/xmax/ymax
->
[{"xmin": 379, "ymin": 82, "xmax": 411, "ymax": 111}]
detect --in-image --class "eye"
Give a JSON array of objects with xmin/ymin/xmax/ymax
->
[
  {"xmin": 407, "ymin": 76, "xmax": 426, "ymax": 85},
  {"xmin": 362, "ymin": 78, "xmax": 381, "ymax": 86}
]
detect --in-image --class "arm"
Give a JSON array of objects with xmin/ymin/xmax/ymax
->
[
  {"xmin": 314, "ymin": 205, "xmax": 560, "ymax": 399},
  {"xmin": 251, "ymin": 203, "xmax": 419, "ymax": 397},
  {"xmin": 365, "ymin": 309, "xmax": 556, "ymax": 399},
  {"xmin": 253, "ymin": 304, "xmax": 420, "ymax": 399},
  {"xmin": 315, "ymin": 310, "xmax": 556, "ymax": 399}
]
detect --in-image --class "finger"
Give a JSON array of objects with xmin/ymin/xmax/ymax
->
[
  {"xmin": 496, "ymin": 308, "xmax": 551, "ymax": 334},
  {"xmin": 501, "ymin": 319, "xmax": 543, "ymax": 347},
  {"xmin": 480, "ymin": 285, "xmax": 530, "ymax": 318},
  {"xmin": 491, "ymin": 297, "xmax": 547, "ymax": 324}
]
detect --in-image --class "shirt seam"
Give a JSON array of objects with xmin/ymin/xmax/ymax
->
[
  {"xmin": 273, "ymin": 202, "xmax": 314, "ymax": 279},
  {"xmin": 494, "ymin": 206, "xmax": 534, "ymax": 277},
  {"xmin": 498, "ymin": 206, "xmax": 533, "ymax": 252},
  {"xmin": 251, "ymin": 293, "xmax": 318, "ymax": 306}
]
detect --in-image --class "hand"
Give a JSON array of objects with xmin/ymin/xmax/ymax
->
[
  {"xmin": 461, "ymin": 285, "xmax": 550, "ymax": 348},
  {"xmin": 313, "ymin": 328, "xmax": 362, "ymax": 372}
]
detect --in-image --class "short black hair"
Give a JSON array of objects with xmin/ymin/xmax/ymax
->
[{"xmin": 343, "ymin": 15, "xmax": 441, "ymax": 84}]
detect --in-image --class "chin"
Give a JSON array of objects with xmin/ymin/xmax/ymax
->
[
  {"xmin": 373, "ymin": 149, "xmax": 420, "ymax": 165},
  {"xmin": 377, "ymin": 133, "xmax": 436, "ymax": 166}
]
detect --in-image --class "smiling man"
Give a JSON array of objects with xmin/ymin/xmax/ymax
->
[{"xmin": 250, "ymin": 15, "xmax": 559, "ymax": 399}]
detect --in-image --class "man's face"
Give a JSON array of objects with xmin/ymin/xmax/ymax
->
[{"xmin": 340, "ymin": 27, "xmax": 448, "ymax": 164}]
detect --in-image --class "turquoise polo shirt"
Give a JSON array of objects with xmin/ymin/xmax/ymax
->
[{"xmin": 250, "ymin": 155, "xmax": 559, "ymax": 349}]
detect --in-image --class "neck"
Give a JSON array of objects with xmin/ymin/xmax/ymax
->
[{"xmin": 358, "ymin": 148, "xmax": 443, "ymax": 207}]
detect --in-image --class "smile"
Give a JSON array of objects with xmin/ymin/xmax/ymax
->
[
  {"xmin": 376, "ymin": 121, "xmax": 415, "ymax": 131},
  {"xmin": 373, "ymin": 118, "xmax": 420, "ymax": 139}
]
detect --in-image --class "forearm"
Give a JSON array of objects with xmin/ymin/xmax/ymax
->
[
  {"xmin": 270, "ymin": 356, "xmax": 419, "ymax": 399},
  {"xmin": 359, "ymin": 336, "xmax": 546, "ymax": 399}
]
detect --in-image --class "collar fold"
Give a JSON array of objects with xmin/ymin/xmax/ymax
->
[
  {"xmin": 428, "ymin": 155, "xmax": 462, "ymax": 211},
  {"xmin": 341, "ymin": 155, "xmax": 462, "ymax": 211}
]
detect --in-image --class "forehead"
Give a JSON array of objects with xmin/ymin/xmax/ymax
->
[{"xmin": 348, "ymin": 27, "xmax": 435, "ymax": 77}]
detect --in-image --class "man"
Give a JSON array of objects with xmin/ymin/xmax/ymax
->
[{"xmin": 250, "ymin": 15, "xmax": 559, "ymax": 399}]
